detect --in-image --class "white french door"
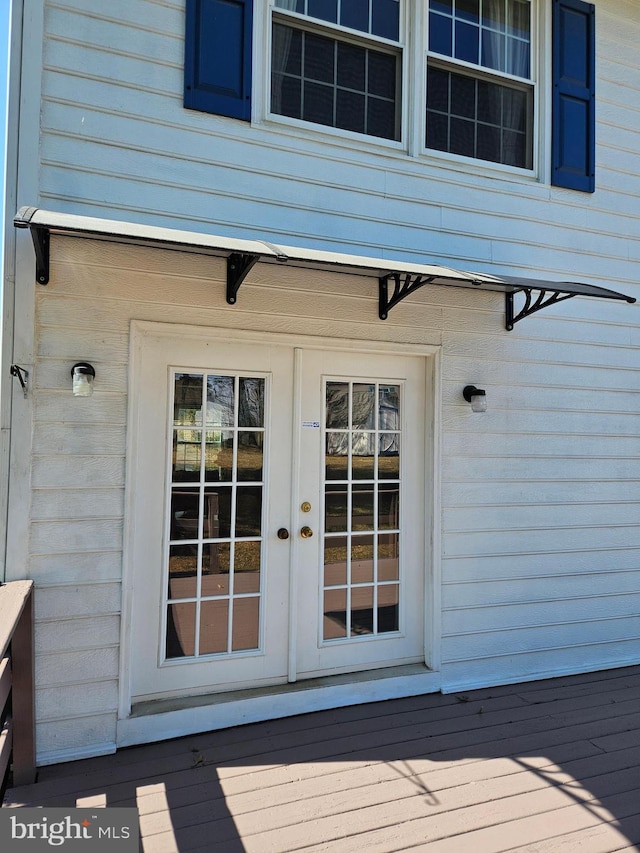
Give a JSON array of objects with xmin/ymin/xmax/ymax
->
[{"xmin": 127, "ymin": 328, "xmax": 429, "ymax": 704}]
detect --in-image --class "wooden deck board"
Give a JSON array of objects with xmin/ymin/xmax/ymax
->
[{"xmin": 4, "ymin": 666, "xmax": 640, "ymax": 852}]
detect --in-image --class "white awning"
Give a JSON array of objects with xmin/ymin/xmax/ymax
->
[{"xmin": 14, "ymin": 206, "xmax": 636, "ymax": 329}]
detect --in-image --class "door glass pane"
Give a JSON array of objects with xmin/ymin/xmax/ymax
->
[
  {"xmin": 326, "ymin": 432, "xmax": 349, "ymax": 479},
  {"xmin": 204, "ymin": 431, "xmax": 234, "ymax": 482},
  {"xmin": 324, "ymin": 588, "xmax": 347, "ymax": 639},
  {"xmin": 324, "ymin": 536, "xmax": 348, "ymax": 585},
  {"xmin": 166, "ymin": 602, "xmax": 196, "ymax": 659},
  {"xmin": 322, "ymin": 378, "xmax": 402, "ymax": 641},
  {"xmin": 173, "ymin": 429, "xmax": 201, "ymax": 482},
  {"xmin": 164, "ymin": 371, "xmax": 266, "ymax": 660},
  {"xmin": 201, "ymin": 543, "xmax": 230, "ymax": 596},
  {"xmin": 167, "ymin": 545, "xmax": 198, "ymax": 599},
  {"xmin": 199, "ymin": 599, "xmax": 229, "ymax": 655}
]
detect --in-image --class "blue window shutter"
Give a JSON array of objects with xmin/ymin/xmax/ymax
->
[
  {"xmin": 184, "ymin": 0, "xmax": 253, "ymax": 120},
  {"xmin": 552, "ymin": 0, "xmax": 595, "ymax": 192}
]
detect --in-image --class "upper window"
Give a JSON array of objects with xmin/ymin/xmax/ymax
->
[
  {"xmin": 426, "ymin": 0, "xmax": 533, "ymax": 169},
  {"xmin": 270, "ymin": 0, "xmax": 402, "ymax": 141},
  {"xmin": 184, "ymin": 0, "xmax": 596, "ymax": 191}
]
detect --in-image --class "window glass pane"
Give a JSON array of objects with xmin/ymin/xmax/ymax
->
[
  {"xmin": 427, "ymin": 64, "xmax": 531, "ymax": 168},
  {"xmin": 325, "ymin": 536, "xmax": 348, "ymax": 585},
  {"xmin": 275, "ymin": 0, "xmax": 305, "ymax": 11},
  {"xmin": 203, "ymin": 486, "xmax": 232, "ymax": 538},
  {"xmin": 351, "ymin": 535, "xmax": 374, "ymax": 583},
  {"xmin": 352, "ymin": 483, "xmax": 375, "ymax": 531},
  {"xmin": 308, "ymin": 0, "xmax": 338, "ymax": 24},
  {"xmin": 168, "ymin": 545, "xmax": 198, "ymax": 599},
  {"xmin": 336, "ymin": 89, "xmax": 366, "ymax": 133},
  {"xmin": 324, "ymin": 588, "xmax": 347, "ymax": 639},
  {"xmin": 350, "ymin": 585, "xmax": 374, "ymax": 635},
  {"xmin": 305, "ymin": 32, "xmax": 335, "ymax": 84},
  {"xmin": 379, "ymin": 435, "xmax": 400, "ymax": 479},
  {"xmin": 199, "ymin": 599, "xmax": 229, "ymax": 655},
  {"xmin": 271, "ymin": 24, "xmax": 399, "ymax": 140},
  {"xmin": 432, "ymin": 0, "xmax": 453, "ymax": 11},
  {"xmin": 378, "ymin": 484, "xmax": 399, "ymax": 529},
  {"xmin": 372, "ymin": 0, "xmax": 400, "ymax": 40},
  {"xmin": 173, "ymin": 429, "xmax": 201, "ymax": 482},
  {"xmin": 337, "ymin": 42, "xmax": 366, "ymax": 91},
  {"xmin": 367, "ymin": 98, "xmax": 396, "ymax": 140},
  {"xmin": 455, "ymin": 20, "xmax": 479, "ymax": 64},
  {"xmin": 204, "ymin": 431, "xmax": 233, "ymax": 482},
  {"xmin": 341, "ymin": 0, "xmax": 369, "ymax": 33},
  {"xmin": 450, "ymin": 116, "xmax": 475, "ymax": 156},
  {"xmin": 508, "ymin": 0, "xmax": 531, "ymax": 39},
  {"xmin": 457, "ymin": 0, "xmax": 479, "ymax": 24},
  {"xmin": 378, "ymin": 583, "xmax": 399, "ymax": 632},
  {"xmin": 429, "ymin": 11, "xmax": 453, "ymax": 55},
  {"xmin": 352, "ymin": 432, "xmax": 375, "ymax": 479},
  {"xmin": 326, "ymin": 382, "xmax": 349, "ymax": 428},
  {"xmin": 368, "ymin": 52, "xmax": 396, "ymax": 99},
  {"xmin": 238, "ymin": 378, "xmax": 264, "ymax": 427},
  {"xmin": 303, "ymin": 81, "xmax": 335, "ymax": 125},
  {"xmin": 325, "ymin": 485, "xmax": 348, "ymax": 532},
  {"xmin": 482, "ymin": 1, "xmax": 505, "ymax": 31},
  {"xmin": 236, "ymin": 432, "xmax": 263, "ymax": 482},
  {"xmin": 232, "ymin": 597, "xmax": 260, "ymax": 651},
  {"xmin": 234, "ymin": 541, "xmax": 262, "ymax": 593},
  {"xmin": 235, "ymin": 486, "xmax": 262, "ymax": 537},
  {"xmin": 352, "ymin": 384, "xmax": 375, "ymax": 428},
  {"xmin": 326, "ymin": 432, "xmax": 349, "ymax": 479},
  {"xmin": 206, "ymin": 375, "xmax": 234, "ymax": 427},
  {"xmin": 174, "ymin": 373, "xmax": 202, "ymax": 426},
  {"xmin": 166, "ymin": 602, "xmax": 196, "ymax": 658},
  {"xmin": 170, "ymin": 489, "xmax": 199, "ymax": 541},
  {"xmin": 451, "ymin": 73, "xmax": 475, "ymax": 118},
  {"xmin": 482, "ymin": 30, "xmax": 505, "ymax": 71},
  {"xmin": 378, "ymin": 533, "xmax": 399, "ymax": 580},
  {"xmin": 201, "ymin": 542, "xmax": 230, "ymax": 596}
]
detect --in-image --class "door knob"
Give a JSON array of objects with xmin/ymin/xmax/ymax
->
[
  {"xmin": 277, "ymin": 528, "xmax": 290, "ymax": 540},
  {"xmin": 300, "ymin": 526, "xmax": 314, "ymax": 539}
]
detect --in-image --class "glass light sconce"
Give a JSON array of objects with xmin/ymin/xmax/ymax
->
[
  {"xmin": 463, "ymin": 385, "xmax": 487, "ymax": 413},
  {"xmin": 71, "ymin": 362, "xmax": 96, "ymax": 397}
]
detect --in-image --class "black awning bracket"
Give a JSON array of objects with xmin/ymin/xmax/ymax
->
[
  {"xmin": 226, "ymin": 253, "xmax": 259, "ymax": 305},
  {"xmin": 505, "ymin": 288, "xmax": 575, "ymax": 330},
  {"xmin": 379, "ymin": 272, "xmax": 436, "ymax": 320}
]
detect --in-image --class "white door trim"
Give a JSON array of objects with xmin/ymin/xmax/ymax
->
[{"xmin": 118, "ymin": 320, "xmax": 442, "ymax": 723}]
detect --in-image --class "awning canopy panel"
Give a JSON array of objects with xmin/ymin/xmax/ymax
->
[{"xmin": 14, "ymin": 207, "xmax": 635, "ymax": 329}]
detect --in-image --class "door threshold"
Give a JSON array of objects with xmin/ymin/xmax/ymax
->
[{"xmin": 117, "ymin": 664, "xmax": 441, "ymax": 748}]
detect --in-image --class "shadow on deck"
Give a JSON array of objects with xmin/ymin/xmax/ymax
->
[{"xmin": 5, "ymin": 665, "xmax": 640, "ymax": 852}]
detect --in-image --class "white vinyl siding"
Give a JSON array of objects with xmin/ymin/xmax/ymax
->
[{"xmin": 8, "ymin": 0, "xmax": 640, "ymax": 763}]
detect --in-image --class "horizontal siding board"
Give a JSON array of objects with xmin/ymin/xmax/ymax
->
[
  {"xmin": 443, "ymin": 554, "xmax": 640, "ymax": 583},
  {"xmin": 35, "ymin": 648, "xmax": 120, "ymax": 688},
  {"xmin": 30, "ymin": 519, "xmax": 122, "ymax": 555},
  {"xmin": 442, "ymin": 525, "xmax": 640, "ymax": 558},
  {"xmin": 31, "ymin": 488, "xmax": 123, "ymax": 520},
  {"xmin": 443, "ymin": 594, "xmax": 640, "ymax": 635},
  {"xmin": 34, "ymin": 584, "xmax": 121, "ymax": 620},
  {"xmin": 28, "ymin": 552, "xmax": 123, "ymax": 585},
  {"xmin": 444, "ymin": 502, "xmax": 640, "ymax": 532},
  {"xmin": 443, "ymin": 571, "xmax": 640, "ymax": 608},
  {"xmin": 36, "ymin": 714, "xmax": 116, "ymax": 759},
  {"xmin": 36, "ymin": 680, "xmax": 119, "ymax": 723},
  {"xmin": 32, "ymin": 424, "xmax": 126, "ymax": 455},
  {"xmin": 31, "ymin": 457, "xmax": 125, "ymax": 489},
  {"xmin": 443, "ymin": 480, "xmax": 640, "ymax": 507},
  {"xmin": 35, "ymin": 617, "xmax": 120, "ymax": 654}
]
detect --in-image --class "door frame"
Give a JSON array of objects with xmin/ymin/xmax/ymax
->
[{"xmin": 118, "ymin": 321, "xmax": 442, "ymax": 722}]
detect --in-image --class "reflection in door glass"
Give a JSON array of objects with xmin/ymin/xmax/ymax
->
[
  {"xmin": 323, "ymin": 380, "xmax": 401, "ymax": 641},
  {"xmin": 166, "ymin": 372, "xmax": 266, "ymax": 660}
]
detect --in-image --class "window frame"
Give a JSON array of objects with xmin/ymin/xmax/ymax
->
[
  {"xmin": 259, "ymin": 0, "xmax": 408, "ymax": 149},
  {"xmin": 423, "ymin": 0, "xmax": 539, "ymax": 174},
  {"xmin": 252, "ymin": 0, "xmax": 548, "ymax": 180}
]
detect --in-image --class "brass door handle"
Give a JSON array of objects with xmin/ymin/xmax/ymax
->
[{"xmin": 300, "ymin": 526, "xmax": 314, "ymax": 539}]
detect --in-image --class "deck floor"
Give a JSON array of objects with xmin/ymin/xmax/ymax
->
[{"xmin": 5, "ymin": 665, "xmax": 640, "ymax": 852}]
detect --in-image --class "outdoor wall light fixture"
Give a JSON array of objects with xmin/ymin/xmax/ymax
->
[
  {"xmin": 463, "ymin": 385, "xmax": 487, "ymax": 413},
  {"xmin": 71, "ymin": 362, "xmax": 96, "ymax": 397}
]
